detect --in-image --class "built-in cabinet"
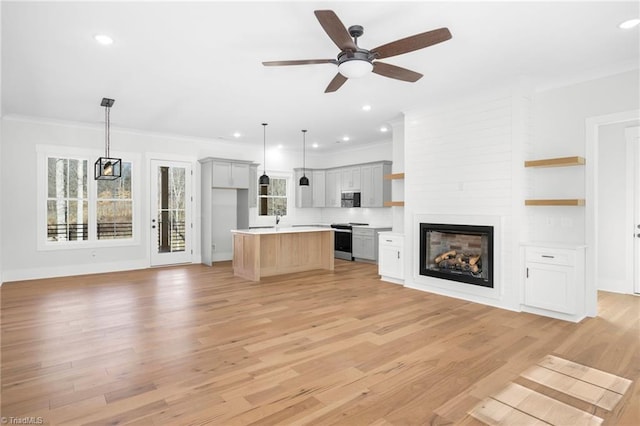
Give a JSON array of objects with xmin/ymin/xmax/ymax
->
[
  {"xmin": 211, "ymin": 160, "xmax": 251, "ymax": 188},
  {"xmin": 297, "ymin": 161, "xmax": 391, "ymax": 208},
  {"xmin": 294, "ymin": 169, "xmax": 313, "ymax": 208},
  {"xmin": 312, "ymin": 170, "xmax": 325, "ymax": 207},
  {"xmin": 352, "ymin": 226, "xmax": 391, "ymax": 262},
  {"xmin": 341, "ymin": 166, "xmax": 361, "ymax": 191},
  {"xmin": 378, "ymin": 232, "xmax": 404, "ymax": 284},
  {"xmin": 200, "ymin": 157, "xmax": 258, "ymax": 266},
  {"xmin": 522, "ymin": 243, "xmax": 586, "ymax": 322},
  {"xmin": 325, "ymin": 169, "xmax": 341, "ymax": 207},
  {"xmin": 361, "ymin": 163, "xmax": 391, "ymax": 207}
]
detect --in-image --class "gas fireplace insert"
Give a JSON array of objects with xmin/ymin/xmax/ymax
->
[{"xmin": 419, "ymin": 223, "xmax": 494, "ymax": 288}]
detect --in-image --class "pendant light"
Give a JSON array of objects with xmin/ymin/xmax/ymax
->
[
  {"xmin": 299, "ymin": 129, "xmax": 309, "ymax": 186},
  {"xmin": 259, "ymin": 123, "xmax": 270, "ymax": 186},
  {"xmin": 94, "ymin": 97, "xmax": 121, "ymax": 180}
]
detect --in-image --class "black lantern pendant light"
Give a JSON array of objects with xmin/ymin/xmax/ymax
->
[
  {"xmin": 299, "ymin": 129, "xmax": 309, "ymax": 186},
  {"xmin": 259, "ymin": 123, "xmax": 270, "ymax": 187},
  {"xmin": 94, "ymin": 97, "xmax": 122, "ymax": 180}
]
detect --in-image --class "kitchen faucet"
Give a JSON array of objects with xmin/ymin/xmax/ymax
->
[{"xmin": 276, "ymin": 215, "xmax": 281, "ymax": 225}]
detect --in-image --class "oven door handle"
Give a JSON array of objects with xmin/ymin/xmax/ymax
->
[{"xmin": 332, "ymin": 228, "xmax": 352, "ymax": 233}]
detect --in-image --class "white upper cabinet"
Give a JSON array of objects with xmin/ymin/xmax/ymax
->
[
  {"xmin": 341, "ymin": 166, "xmax": 361, "ymax": 191},
  {"xmin": 312, "ymin": 170, "xmax": 326, "ymax": 208},
  {"xmin": 211, "ymin": 160, "xmax": 250, "ymax": 188},
  {"xmin": 325, "ymin": 169, "xmax": 341, "ymax": 207},
  {"xmin": 361, "ymin": 162, "xmax": 391, "ymax": 207},
  {"xmin": 294, "ymin": 169, "xmax": 313, "ymax": 208}
]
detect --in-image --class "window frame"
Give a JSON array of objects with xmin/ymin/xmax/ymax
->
[
  {"xmin": 37, "ymin": 145, "xmax": 141, "ymax": 251},
  {"xmin": 258, "ymin": 175, "xmax": 289, "ymax": 217}
]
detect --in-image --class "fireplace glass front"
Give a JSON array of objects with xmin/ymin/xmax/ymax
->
[{"xmin": 419, "ymin": 223, "xmax": 494, "ymax": 288}]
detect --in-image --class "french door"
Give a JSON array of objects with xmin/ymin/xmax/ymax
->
[{"xmin": 150, "ymin": 160, "xmax": 192, "ymax": 266}]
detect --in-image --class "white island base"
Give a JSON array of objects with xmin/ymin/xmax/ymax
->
[{"xmin": 231, "ymin": 227, "xmax": 334, "ymax": 281}]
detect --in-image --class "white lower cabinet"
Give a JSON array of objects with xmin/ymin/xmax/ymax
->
[
  {"xmin": 522, "ymin": 244, "xmax": 586, "ymax": 322},
  {"xmin": 352, "ymin": 227, "xmax": 389, "ymax": 261},
  {"xmin": 378, "ymin": 232, "xmax": 404, "ymax": 284}
]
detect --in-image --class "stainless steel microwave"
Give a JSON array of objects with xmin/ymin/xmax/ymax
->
[{"xmin": 341, "ymin": 191, "xmax": 361, "ymax": 208}]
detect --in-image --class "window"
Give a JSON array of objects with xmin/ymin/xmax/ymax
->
[
  {"xmin": 97, "ymin": 162, "xmax": 133, "ymax": 239},
  {"xmin": 259, "ymin": 177, "xmax": 287, "ymax": 216},
  {"xmin": 38, "ymin": 146, "xmax": 139, "ymax": 250},
  {"xmin": 47, "ymin": 157, "xmax": 88, "ymax": 241}
]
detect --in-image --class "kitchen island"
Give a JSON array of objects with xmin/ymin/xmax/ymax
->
[{"xmin": 231, "ymin": 227, "xmax": 334, "ymax": 281}]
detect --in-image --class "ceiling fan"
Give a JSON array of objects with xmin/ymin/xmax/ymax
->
[{"xmin": 262, "ymin": 10, "xmax": 452, "ymax": 93}]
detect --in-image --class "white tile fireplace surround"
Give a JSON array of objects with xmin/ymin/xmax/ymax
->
[{"xmin": 407, "ymin": 214, "xmax": 512, "ymax": 310}]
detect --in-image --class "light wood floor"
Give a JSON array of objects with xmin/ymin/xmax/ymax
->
[{"xmin": 1, "ymin": 261, "xmax": 638, "ymax": 425}]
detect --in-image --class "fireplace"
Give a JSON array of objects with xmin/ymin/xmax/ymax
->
[{"xmin": 419, "ymin": 223, "xmax": 494, "ymax": 288}]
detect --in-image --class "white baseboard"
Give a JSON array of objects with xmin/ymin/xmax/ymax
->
[{"xmin": 3, "ymin": 260, "xmax": 150, "ymax": 282}]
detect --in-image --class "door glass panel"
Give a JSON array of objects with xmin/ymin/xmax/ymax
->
[{"xmin": 157, "ymin": 165, "xmax": 186, "ymax": 253}]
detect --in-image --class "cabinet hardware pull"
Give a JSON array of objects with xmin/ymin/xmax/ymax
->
[
  {"xmin": 541, "ymin": 255, "xmax": 555, "ymax": 258},
  {"xmin": 386, "ymin": 239, "xmax": 392, "ymax": 242},
  {"xmin": 526, "ymin": 267, "xmax": 529, "ymax": 278},
  {"xmin": 397, "ymin": 251, "xmax": 400, "ymax": 259}
]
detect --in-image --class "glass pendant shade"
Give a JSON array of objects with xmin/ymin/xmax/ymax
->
[
  {"xmin": 95, "ymin": 97, "xmax": 122, "ymax": 180},
  {"xmin": 338, "ymin": 59, "xmax": 373, "ymax": 78}
]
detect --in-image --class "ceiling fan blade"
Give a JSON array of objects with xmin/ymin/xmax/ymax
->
[
  {"xmin": 372, "ymin": 62, "xmax": 423, "ymax": 82},
  {"xmin": 262, "ymin": 59, "xmax": 336, "ymax": 66},
  {"xmin": 371, "ymin": 28, "xmax": 452, "ymax": 59},
  {"xmin": 314, "ymin": 10, "xmax": 357, "ymax": 51},
  {"xmin": 325, "ymin": 73, "xmax": 348, "ymax": 93}
]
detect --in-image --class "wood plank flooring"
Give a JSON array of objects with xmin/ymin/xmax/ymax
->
[{"xmin": 1, "ymin": 261, "xmax": 638, "ymax": 425}]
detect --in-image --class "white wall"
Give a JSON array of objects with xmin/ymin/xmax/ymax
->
[{"xmin": 528, "ymin": 70, "xmax": 640, "ymax": 244}]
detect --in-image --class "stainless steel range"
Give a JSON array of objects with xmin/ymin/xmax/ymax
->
[{"xmin": 330, "ymin": 222, "xmax": 368, "ymax": 260}]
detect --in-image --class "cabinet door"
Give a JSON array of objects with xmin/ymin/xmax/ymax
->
[
  {"xmin": 525, "ymin": 262, "xmax": 576, "ymax": 314},
  {"xmin": 341, "ymin": 167, "xmax": 361, "ymax": 191},
  {"xmin": 325, "ymin": 170, "xmax": 341, "ymax": 207},
  {"xmin": 379, "ymin": 243, "xmax": 403, "ymax": 278},
  {"xmin": 360, "ymin": 165, "xmax": 384, "ymax": 207},
  {"xmin": 312, "ymin": 170, "xmax": 325, "ymax": 207},
  {"xmin": 212, "ymin": 161, "xmax": 232, "ymax": 187},
  {"xmin": 295, "ymin": 170, "xmax": 313, "ymax": 208},
  {"xmin": 352, "ymin": 234, "xmax": 365, "ymax": 258},
  {"xmin": 231, "ymin": 163, "xmax": 250, "ymax": 189},
  {"xmin": 248, "ymin": 165, "xmax": 257, "ymax": 208}
]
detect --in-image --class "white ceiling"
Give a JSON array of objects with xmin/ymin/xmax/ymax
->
[{"xmin": 2, "ymin": 1, "xmax": 639, "ymax": 152}]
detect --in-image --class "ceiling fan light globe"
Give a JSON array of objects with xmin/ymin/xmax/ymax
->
[{"xmin": 338, "ymin": 59, "xmax": 373, "ymax": 79}]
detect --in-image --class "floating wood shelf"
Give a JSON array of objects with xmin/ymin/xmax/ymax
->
[
  {"xmin": 524, "ymin": 156, "xmax": 585, "ymax": 168},
  {"xmin": 384, "ymin": 201, "xmax": 405, "ymax": 207},
  {"xmin": 384, "ymin": 172, "xmax": 405, "ymax": 180},
  {"xmin": 525, "ymin": 199, "xmax": 585, "ymax": 206}
]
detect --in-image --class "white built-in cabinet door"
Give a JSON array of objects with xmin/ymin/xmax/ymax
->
[
  {"xmin": 294, "ymin": 169, "xmax": 313, "ymax": 208},
  {"xmin": 341, "ymin": 166, "xmax": 361, "ymax": 191},
  {"xmin": 325, "ymin": 169, "xmax": 341, "ymax": 207},
  {"xmin": 379, "ymin": 233, "xmax": 404, "ymax": 282},
  {"xmin": 360, "ymin": 164, "xmax": 384, "ymax": 207},
  {"xmin": 212, "ymin": 161, "xmax": 249, "ymax": 188},
  {"xmin": 312, "ymin": 170, "xmax": 326, "ymax": 207}
]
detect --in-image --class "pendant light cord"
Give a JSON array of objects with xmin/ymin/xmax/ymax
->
[
  {"xmin": 262, "ymin": 123, "xmax": 267, "ymax": 174},
  {"xmin": 105, "ymin": 105, "xmax": 111, "ymax": 158},
  {"xmin": 302, "ymin": 129, "xmax": 307, "ymax": 176}
]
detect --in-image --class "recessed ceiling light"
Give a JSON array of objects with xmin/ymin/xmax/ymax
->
[
  {"xmin": 277, "ymin": 144, "xmax": 284, "ymax": 149},
  {"xmin": 312, "ymin": 143, "xmax": 319, "ymax": 148},
  {"xmin": 619, "ymin": 18, "xmax": 640, "ymax": 29},
  {"xmin": 94, "ymin": 34, "xmax": 114, "ymax": 45},
  {"xmin": 342, "ymin": 136, "xmax": 350, "ymax": 142},
  {"xmin": 362, "ymin": 105, "xmax": 371, "ymax": 111},
  {"xmin": 232, "ymin": 132, "xmax": 241, "ymax": 138},
  {"xmin": 380, "ymin": 126, "xmax": 389, "ymax": 132}
]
